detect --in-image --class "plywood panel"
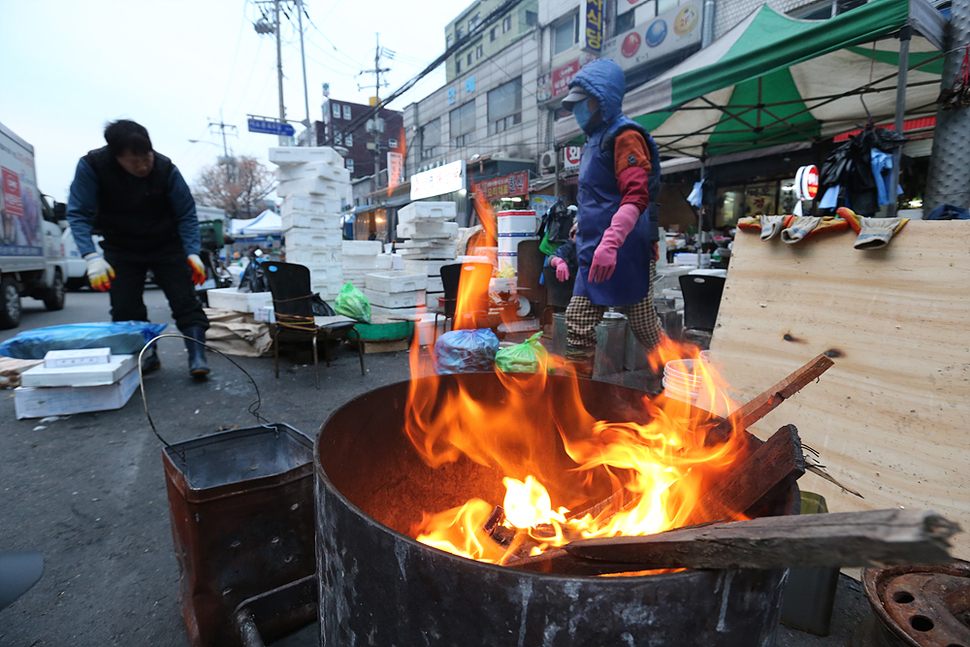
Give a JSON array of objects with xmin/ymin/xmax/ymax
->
[{"xmin": 710, "ymin": 221, "xmax": 970, "ymax": 558}]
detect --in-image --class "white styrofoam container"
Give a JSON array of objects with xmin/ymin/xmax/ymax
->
[
  {"xmin": 427, "ymin": 276, "xmax": 444, "ymax": 292},
  {"xmin": 23, "ymin": 354, "xmax": 135, "ymax": 388},
  {"xmin": 287, "ymin": 247, "xmax": 340, "ymax": 265},
  {"xmin": 269, "ymin": 146, "xmax": 344, "ymax": 167},
  {"xmin": 374, "ymin": 254, "xmax": 394, "ymax": 270},
  {"xmin": 413, "ymin": 313, "xmax": 446, "ymax": 346},
  {"xmin": 14, "ymin": 367, "xmax": 140, "ymax": 419},
  {"xmin": 43, "ymin": 347, "xmax": 111, "ymax": 369},
  {"xmin": 281, "ymin": 194, "xmax": 342, "ymax": 215},
  {"xmin": 206, "ymin": 288, "xmax": 273, "ymax": 313},
  {"xmin": 370, "ymin": 304, "xmax": 429, "ymax": 317},
  {"xmin": 281, "ymin": 212, "xmax": 342, "ymax": 231},
  {"xmin": 497, "ymin": 212, "xmax": 538, "ymax": 235},
  {"xmin": 275, "ymin": 161, "xmax": 350, "ymax": 183},
  {"xmin": 397, "ymin": 201, "xmax": 457, "ymax": 223},
  {"xmin": 285, "ymin": 229, "xmax": 343, "ymax": 250},
  {"xmin": 362, "ymin": 288, "xmax": 426, "ymax": 308},
  {"xmin": 365, "ymin": 271, "xmax": 428, "ymax": 293},
  {"xmin": 302, "ymin": 262, "xmax": 342, "ymax": 284},
  {"xmin": 342, "ymin": 240, "xmax": 383, "ymax": 256},
  {"xmin": 342, "ymin": 256, "xmax": 377, "ymax": 272},
  {"xmin": 402, "ymin": 259, "xmax": 452, "ymax": 277},
  {"xmin": 276, "ymin": 176, "xmax": 344, "ymax": 198},
  {"xmin": 254, "ymin": 306, "xmax": 276, "ymax": 324},
  {"xmin": 397, "ymin": 220, "xmax": 459, "ymax": 239}
]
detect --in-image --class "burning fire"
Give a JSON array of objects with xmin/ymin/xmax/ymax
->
[{"xmin": 404, "ymin": 206, "xmax": 746, "ymax": 567}]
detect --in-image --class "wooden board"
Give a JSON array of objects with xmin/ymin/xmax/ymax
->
[{"xmin": 710, "ymin": 221, "xmax": 970, "ymax": 559}]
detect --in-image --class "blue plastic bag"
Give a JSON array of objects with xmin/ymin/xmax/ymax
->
[
  {"xmin": 433, "ymin": 328, "xmax": 499, "ymax": 375},
  {"xmin": 0, "ymin": 321, "xmax": 168, "ymax": 359}
]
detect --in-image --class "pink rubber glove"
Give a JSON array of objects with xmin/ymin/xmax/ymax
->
[
  {"xmin": 589, "ymin": 203, "xmax": 641, "ymax": 283},
  {"xmin": 550, "ymin": 256, "xmax": 570, "ymax": 281}
]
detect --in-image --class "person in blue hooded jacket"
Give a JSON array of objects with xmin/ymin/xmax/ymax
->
[{"xmin": 560, "ymin": 58, "xmax": 663, "ymax": 377}]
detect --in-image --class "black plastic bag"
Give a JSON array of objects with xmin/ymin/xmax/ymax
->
[
  {"xmin": 238, "ymin": 258, "xmax": 270, "ymax": 293},
  {"xmin": 311, "ymin": 294, "xmax": 336, "ymax": 316}
]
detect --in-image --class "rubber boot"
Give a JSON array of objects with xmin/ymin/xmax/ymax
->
[
  {"xmin": 141, "ymin": 345, "xmax": 161, "ymax": 374},
  {"xmin": 184, "ymin": 327, "xmax": 210, "ymax": 379},
  {"xmin": 565, "ymin": 344, "xmax": 595, "ymax": 379}
]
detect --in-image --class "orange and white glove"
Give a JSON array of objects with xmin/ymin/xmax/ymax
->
[
  {"xmin": 550, "ymin": 256, "xmax": 570, "ymax": 282},
  {"xmin": 187, "ymin": 254, "xmax": 207, "ymax": 286},
  {"xmin": 84, "ymin": 253, "xmax": 115, "ymax": 291},
  {"xmin": 838, "ymin": 207, "xmax": 909, "ymax": 250}
]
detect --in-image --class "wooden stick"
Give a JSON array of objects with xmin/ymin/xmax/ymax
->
[
  {"xmin": 706, "ymin": 352, "xmax": 834, "ymax": 444},
  {"xmin": 562, "ymin": 508, "xmax": 960, "ymax": 570}
]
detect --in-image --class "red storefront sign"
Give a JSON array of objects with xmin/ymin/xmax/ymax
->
[{"xmin": 473, "ymin": 171, "xmax": 529, "ymax": 200}]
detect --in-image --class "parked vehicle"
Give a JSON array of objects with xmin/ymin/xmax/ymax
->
[
  {"xmin": 60, "ymin": 222, "xmax": 104, "ymax": 290},
  {"xmin": 0, "ymin": 121, "xmax": 68, "ymax": 328}
]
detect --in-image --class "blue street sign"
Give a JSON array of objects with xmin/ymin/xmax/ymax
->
[{"xmin": 247, "ymin": 118, "xmax": 295, "ymax": 136}]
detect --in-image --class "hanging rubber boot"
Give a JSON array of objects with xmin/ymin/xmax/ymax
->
[
  {"xmin": 141, "ymin": 344, "xmax": 161, "ymax": 374},
  {"xmin": 565, "ymin": 344, "xmax": 595, "ymax": 379},
  {"xmin": 183, "ymin": 327, "xmax": 210, "ymax": 379}
]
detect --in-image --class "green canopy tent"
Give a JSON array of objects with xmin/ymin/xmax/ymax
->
[{"xmin": 554, "ymin": 0, "xmax": 947, "ymax": 217}]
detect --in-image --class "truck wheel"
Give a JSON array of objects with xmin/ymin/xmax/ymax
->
[
  {"xmin": 44, "ymin": 270, "xmax": 66, "ymax": 311},
  {"xmin": 0, "ymin": 276, "xmax": 22, "ymax": 329}
]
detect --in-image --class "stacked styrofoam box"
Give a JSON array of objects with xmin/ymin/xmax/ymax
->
[
  {"xmin": 342, "ymin": 240, "xmax": 383, "ymax": 289},
  {"xmin": 269, "ymin": 147, "xmax": 349, "ymax": 301},
  {"xmin": 396, "ymin": 202, "xmax": 458, "ymax": 262},
  {"xmin": 363, "ymin": 271, "xmax": 428, "ymax": 318},
  {"xmin": 14, "ymin": 350, "xmax": 139, "ymax": 419}
]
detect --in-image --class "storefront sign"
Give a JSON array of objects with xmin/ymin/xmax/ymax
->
[
  {"xmin": 795, "ymin": 165, "xmax": 819, "ymax": 201},
  {"xmin": 387, "ymin": 152, "xmax": 403, "ymax": 190},
  {"xmin": 473, "ymin": 171, "xmax": 529, "ymax": 201},
  {"xmin": 583, "ymin": 0, "xmax": 605, "ymax": 53},
  {"xmin": 537, "ymin": 53, "xmax": 598, "ymax": 103},
  {"xmin": 563, "ymin": 146, "xmax": 582, "ymax": 170},
  {"xmin": 601, "ymin": 3, "xmax": 701, "ymax": 73},
  {"xmin": 410, "ymin": 160, "xmax": 464, "ymax": 200}
]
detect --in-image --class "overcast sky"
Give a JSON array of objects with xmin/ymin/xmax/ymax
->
[{"xmin": 1, "ymin": 0, "xmax": 464, "ymax": 204}]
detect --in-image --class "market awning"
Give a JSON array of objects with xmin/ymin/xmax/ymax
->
[
  {"xmin": 554, "ymin": 0, "xmax": 946, "ymax": 160},
  {"xmin": 229, "ymin": 209, "xmax": 282, "ymax": 237}
]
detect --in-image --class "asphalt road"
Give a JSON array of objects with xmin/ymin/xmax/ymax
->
[{"xmin": 0, "ymin": 288, "xmax": 874, "ymax": 646}]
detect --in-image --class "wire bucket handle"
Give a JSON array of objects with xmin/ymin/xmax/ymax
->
[{"xmin": 138, "ymin": 334, "xmax": 267, "ymax": 457}]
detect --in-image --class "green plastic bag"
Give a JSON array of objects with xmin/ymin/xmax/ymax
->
[
  {"xmin": 334, "ymin": 282, "xmax": 371, "ymax": 323},
  {"xmin": 495, "ymin": 332, "xmax": 548, "ymax": 373}
]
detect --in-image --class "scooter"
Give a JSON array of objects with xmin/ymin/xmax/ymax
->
[{"xmin": 0, "ymin": 552, "xmax": 43, "ymax": 610}]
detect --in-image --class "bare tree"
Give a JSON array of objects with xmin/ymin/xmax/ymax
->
[{"xmin": 192, "ymin": 155, "xmax": 275, "ymax": 218}]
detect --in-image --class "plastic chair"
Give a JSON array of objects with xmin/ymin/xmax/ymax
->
[
  {"xmin": 678, "ymin": 274, "xmax": 725, "ymax": 345},
  {"xmin": 262, "ymin": 261, "xmax": 364, "ymax": 388},
  {"xmin": 434, "ymin": 262, "xmax": 492, "ymax": 343}
]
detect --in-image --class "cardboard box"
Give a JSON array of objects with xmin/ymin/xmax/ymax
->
[
  {"xmin": 22, "ymin": 354, "xmax": 135, "ymax": 388},
  {"xmin": 14, "ymin": 367, "xmax": 141, "ymax": 419},
  {"xmin": 43, "ymin": 347, "xmax": 111, "ymax": 368}
]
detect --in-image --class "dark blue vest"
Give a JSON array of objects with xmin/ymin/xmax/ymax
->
[{"xmin": 574, "ymin": 115, "xmax": 655, "ymax": 306}]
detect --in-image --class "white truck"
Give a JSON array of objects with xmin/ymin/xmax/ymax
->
[{"xmin": 0, "ymin": 121, "xmax": 67, "ymax": 329}]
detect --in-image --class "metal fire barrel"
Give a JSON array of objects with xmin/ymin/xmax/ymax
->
[
  {"xmin": 163, "ymin": 423, "xmax": 316, "ymax": 647},
  {"xmin": 315, "ymin": 374, "xmax": 795, "ymax": 647}
]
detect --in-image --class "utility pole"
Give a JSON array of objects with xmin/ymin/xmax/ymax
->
[
  {"xmin": 207, "ymin": 118, "xmax": 237, "ymax": 196},
  {"xmin": 359, "ymin": 33, "xmax": 391, "ymax": 193},
  {"xmin": 254, "ymin": 1, "xmax": 288, "ymax": 145},
  {"xmin": 296, "ymin": 0, "xmax": 311, "ymax": 147}
]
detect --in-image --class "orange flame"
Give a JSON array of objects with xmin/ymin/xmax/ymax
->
[{"xmin": 407, "ymin": 260, "xmax": 746, "ymax": 565}]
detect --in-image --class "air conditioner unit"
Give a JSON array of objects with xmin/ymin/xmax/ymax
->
[{"xmin": 539, "ymin": 149, "xmax": 557, "ymax": 171}]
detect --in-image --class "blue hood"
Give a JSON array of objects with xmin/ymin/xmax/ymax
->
[{"xmin": 568, "ymin": 58, "xmax": 627, "ymax": 129}]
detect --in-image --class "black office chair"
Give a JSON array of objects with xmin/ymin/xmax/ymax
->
[
  {"xmin": 678, "ymin": 274, "xmax": 725, "ymax": 348},
  {"xmin": 262, "ymin": 261, "xmax": 364, "ymax": 388},
  {"xmin": 434, "ymin": 262, "xmax": 493, "ymax": 343}
]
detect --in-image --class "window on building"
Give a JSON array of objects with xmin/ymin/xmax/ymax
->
[
  {"xmin": 450, "ymin": 100, "xmax": 476, "ymax": 147},
  {"xmin": 345, "ymin": 133, "xmax": 353, "ymax": 147},
  {"xmin": 490, "ymin": 26, "xmax": 497, "ymax": 41},
  {"xmin": 346, "ymin": 159, "xmax": 355, "ymax": 173},
  {"xmin": 388, "ymin": 138, "xmax": 398, "ymax": 149},
  {"xmin": 476, "ymin": 44, "xmax": 483, "ymax": 59},
  {"xmin": 487, "ymin": 77, "xmax": 522, "ymax": 135},
  {"xmin": 332, "ymin": 103, "xmax": 341, "ymax": 119},
  {"xmin": 469, "ymin": 13, "xmax": 481, "ymax": 32},
  {"xmin": 421, "ymin": 119, "xmax": 440, "ymax": 160},
  {"xmin": 526, "ymin": 10, "xmax": 538, "ymax": 26},
  {"xmin": 554, "ymin": 12, "xmax": 579, "ymax": 55},
  {"xmin": 467, "ymin": 52, "xmax": 473, "ymax": 65},
  {"xmin": 447, "ymin": 33, "xmax": 454, "ymax": 48},
  {"xmin": 789, "ymin": 0, "xmax": 869, "ymax": 19},
  {"xmin": 615, "ymin": 10, "xmax": 635, "ymax": 33},
  {"xmin": 343, "ymin": 105, "xmax": 352, "ymax": 120},
  {"xmin": 502, "ymin": 15, "xmax": 512, "ymax": 33},
  {"xmin": 456, "ymin": 57, "xmax": 462, "ymax": 73},
  {"xmin": 335, "ymin": 132, "xmax": 343, "ymax": 145},
  {"xmin": 457, "ymin": 25, "xmax": 465, "ymax": 39}
]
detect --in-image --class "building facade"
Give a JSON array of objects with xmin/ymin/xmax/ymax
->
[{"xmin": 314, "ymin": 96, "xmax": 403, "ymax": 185}]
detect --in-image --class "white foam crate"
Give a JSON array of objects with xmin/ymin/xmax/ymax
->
[
  {"xmin": 413, "ymin": 313, "xmax": 446, "ymax": 346},
  {"xmin": 342, "ymin": 257, "xmax": 377, "ymax": 272},
  {"xmin": 374, "ymin": 254, "xmax": 394, "ymax": 270},
  {"xmin": 281, "ymin": 194, "xmax": 342, "ymax": 215},
  {"xmin": 23, "ymin": 354, "xmax": 135, "ymax": 388},
  {"xmin": 276, "ymin": 176, "xmax": 345, "ymax": 198},
  {"xmin": 397, "ymin": 220, "xmax": 459, "ymax": 239},
  {"xmin": 427, "ymin": 276, "xmax": 443, "ymax": 292},
  {"xmin": 285, "ymin": 229, "xmax": 343, "ymax": 249},
  {"xmin": 207, "ymin": 288, "xmax": 273, "ymax": 313},
  {"xmin": 362, "ymin": 288, "xmax": 426, "ymax": 309},
  {"xmin": 370, "ymin": 304, "xmax": 429, "ymax": 317},
  {"xmin": 342, "ymin": 240, "xmax": 383, "ymax": 256},
  {"xmin": 269, "ymin": 146, "xmax": 344, "ymax": 167},
  {"xmin": 365, "ymin": 271, "xmax": 428, "ymax": 293},
  {"xmin": 43, "ymin": 347, "xmax": 111, "ymax": 368},
  {"xmin": 303, "ymin": 263, "xmax": 342, "ymax": 284},
  {"xmin": 403, "ymin": 259, "xmax": 453, "ymax": 276},
  {"xmin": 497, "ymin": 212, "xmax": 538, "ymax": 234},
  {"xmin": 14, "ymin": 368, "xmax": 140, "ymax": 419},
  {"xmin": 287, "ymin": 247, "xmax": 340, "ymax": 265},
  {"xmin": 276, "ymin": 161, "xmax": 350, "ymax": 183},
  {"xmin": 282, "ymin": 212, "xmax": 342, "ymax": 231},
  {"xmin": 398, "ymin": 201, "xmax": 457, "ymax": 223}
]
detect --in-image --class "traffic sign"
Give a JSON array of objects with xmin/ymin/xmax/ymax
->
[{"xmin": 247, "ymin": 118, "xmax": 295, "ymax": 137}]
